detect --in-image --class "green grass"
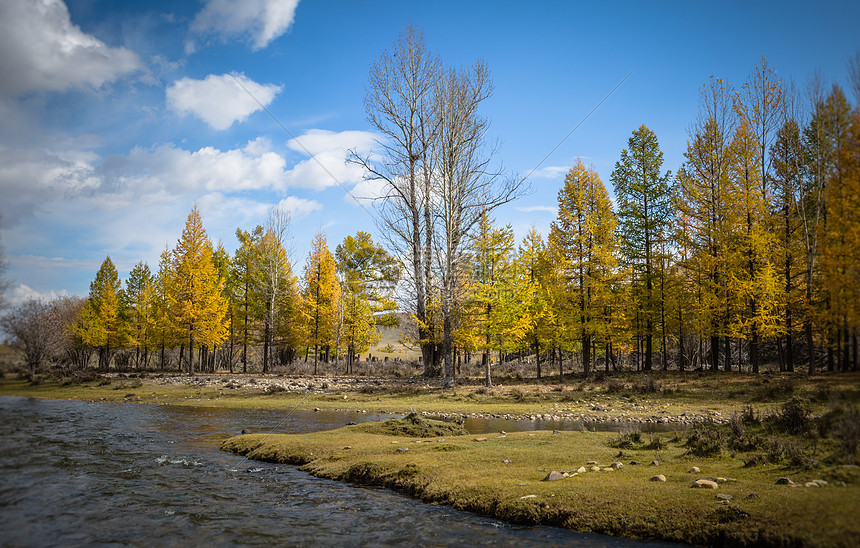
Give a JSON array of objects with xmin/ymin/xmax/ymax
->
[{"xmin": 223, "ymin": 417, "xmax": 860, "ymax": 547}]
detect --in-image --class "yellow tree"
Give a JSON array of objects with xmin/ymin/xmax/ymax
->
[
  {"xmin": 770, "ymin": 117, "xmax": 807, "ymax": 371},
  {"xmin": 170, "ymin": 205, "xmax": 228, "ymax": 375},
  {"xmin": 676, "ymin": 77, "xmax": 737, "ymax": 370},
  {"xmin": 468, "ymin": 212, "xmax": 532, "ymax": 386},
  {"xmin": 79, "ymin": 256, "xmax": 126, "ymax": 371},
  {"xmin": 301, "ymin": 231, "xmax": 341, "ymax": 374},
  {"xmin": 820, "ymin": 93, "xmax": 860, "ymax": 371},
  {"xmin": 726, "ymin": 118, "xmax": 783, "ymax": 372},
  {"xmin": 518, "ymin": 228, "xmax": 556, "ymax": 378},
  {"xmin": 551, "ymin": 160, "xmax": 618, "ymax": 376},
  {"xmin": 336, "ymin": 231, "xmax": 400, "ymax": 374}
]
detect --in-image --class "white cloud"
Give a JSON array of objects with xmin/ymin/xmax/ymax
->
[
  {"xmin": 515, "ymin": 205, "xmax": 557, "ymax": 214},
  {"xmin": 8, "ymin": 283, "xmax": 68, "ymax": 306},
  {"xmin": 166, "ymin": 73, "xmax": 282, "ymax": 130},
  {"xmin": 276, "ymin": 196, "xmax": 322, "ymax": 217},
  {"xmin": 347, "ymin": 178, "xmax": 388, "ymax": 206},
  {"xmin": 0, "ymin": 0, "xmax": 143, "ymax": 97},
  {"xmin": 284, "ymin": 129, "xmax": 378, "ymax": 190},
  {"xmin": 189, "ymin": 0, "xmax": 300, "ymax": 51}
]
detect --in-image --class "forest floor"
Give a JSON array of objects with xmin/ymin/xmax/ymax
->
[{"xmin": 1, "ymin": 368, "xmax": 858, "ymax": 546}]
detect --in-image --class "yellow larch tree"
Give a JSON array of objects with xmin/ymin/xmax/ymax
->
[{"xmin": 170, "ymin": 205, "xmax": 228, "ymax": 375}]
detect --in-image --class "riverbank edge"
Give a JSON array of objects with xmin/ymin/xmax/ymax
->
[{"xmin": 221, "ymin": 422, "xmax": 858, "ymax": 548}]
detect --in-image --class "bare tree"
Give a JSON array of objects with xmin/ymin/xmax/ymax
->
[
  {"xmin": 350, "ymin": 24, "xmax": 442, "ymax": 376},
  {"xmin": 48, "ymin": 296, "xmax": 93, "ymax": 371},
  {"xmin": 1, "ymin": 299, "xmax": 52, "ymax": 381},
  {"xmin": 430, "ymin": 62, "xmax": 523, "ymax": 387},
  {"xmin": 257, "ymin": 206, "xmax": 293, "ymax": 373}
]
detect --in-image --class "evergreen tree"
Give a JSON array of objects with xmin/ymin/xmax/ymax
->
[
  {"xmin": 611, "ymin": 126, "xmax": 673, "ymax": 371},
  {"xmin": 124, "ymin": 261, "xmax": 154, "ymax": 370}
]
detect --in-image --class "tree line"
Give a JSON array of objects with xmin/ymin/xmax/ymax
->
[{"xmin": 2, "ymin": 26, "xmax": 858, "ymax": 384}]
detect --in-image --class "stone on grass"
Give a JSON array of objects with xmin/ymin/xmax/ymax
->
[
  {"xmin": 688, "ymin": 466, "xmax": 700, "ymax": 473},
  {"xmin": 812, "ymin": 479, "xmax": 828, "ymax": 487},
  {"xmin": 629, "ymin": 460, "xmax": 642, "ymax": 466},
  {"xmin": 474, "ymin": 437, "xmax": 487, "ymax": 442},
  {"xmin": 543, "ymin": 471, "xmax": 564, "ymax": 481},
  {"xmin": 590, "ymin": 466, "xmax": 601, "ymax": 472},
  {"xmin": 692, "ymin": 479, "xmax": 719, "ymax": 489},
  {"xmin": 716, "ymin": 494, "xmax": 733, "ymax": 501},
  {"xmin": 587, "ymin": 460, "xmax": 598, "ymax": 465},
  {"xmin": 650, "ymin": 474, "xmax": 666, "ymax": 482},
  {"xmin": 804, "ymin": 481, "xmax": 820, "ymax": 488},
  {"xmin": 650, "ymin": 460, "xmax": 660, "ymax": 466},
  {"xmin": 577, "ymin": 466, "xmax": 588, "ymax": 474},
  {"xmin": 715, "ymin": 477, "xmax": 728, "ymax": 483},
  {"xmin": 397, "ymin": 447, "xmax": 409, "ymax": 452},
  {"xmin": 519, "ymin": 494, "xmax": 537, "ymax": 500},
  {"xmin": 746, "ymin": 493, "xmax": 759, "ymax": 499},
  {"xmin": 776, "ymin": 477, "xmax": 794, "ymax": 485},
  {"xmin": 610, "ymin": 461, "xmax": 623, "ymax": 469}
]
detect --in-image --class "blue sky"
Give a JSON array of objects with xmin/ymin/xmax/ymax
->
[{"xmin": 1, "ymin": 0, "xmax": 858, "ymax": 304}]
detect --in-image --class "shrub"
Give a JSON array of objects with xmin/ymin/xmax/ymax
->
[
  {"xmin": 770, "ymin": 398, "xmax": 811, "ymax": 435},
  {"xmin": 610, "ymin": 428, "xmax": 643, "ymax": 449},
  {"xmin": 685, "ymin": 422, "xmax": 723, "ymax": 457}
]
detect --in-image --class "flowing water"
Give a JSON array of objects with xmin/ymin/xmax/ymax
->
[{"xmin": 0, "ymin": 396, "xmax": 677, "ymax": 547}]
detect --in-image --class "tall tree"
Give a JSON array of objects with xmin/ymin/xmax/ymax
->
[
  {"xmin": 80, "ymin": 256, "xmax": 126, "ymax": 371},
  {"xmin": 431, "ymin": 61, "xmax": 523, "ymax": 388},
  {"xmin": 350, "ymin": 24, "xmax": 442, "ymax": 377},
  {"xmin": 124, "ymin": 261, "xmax": 154, "ymax": 370},
  {"xmin": 170, "ymin": 206, "xmax": 228, "ymax": 375},
  {"xmin": 301, "ymin": 231, "xmax": 340, "ymax": 374},
  {"xmin": 676, "ymin": 78, "xmax": 737, "ymax": 371},
  {"xmin": 256, "ymin": 208, "xmax": 296, "ymax": 373},
  {"xmin": 611, "ymin": 125, "xmax": 673, "ymax": 371},
  {"xmin": 232, "ymin": 226, "xmax": 265, "ymax": 373},
  {"xmin": 550, "ymin": 161, "xmax": 617, "ymax": 376}
]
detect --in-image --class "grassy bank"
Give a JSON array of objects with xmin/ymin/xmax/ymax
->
[
  {"xmin": 223, "ymin": 415, "xmax": 859, "ymax": 547},
  {"xmin": 1, "ymin": 370, "xmax": 857, "ymax": 422}
]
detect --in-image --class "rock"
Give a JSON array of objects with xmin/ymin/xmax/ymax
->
[
  {"xmin": 577, "ymin": 467, "xmax": 588, "ymax": 474},
  {"xmin": 553, "ymin": 430, "xmax": 562, "ymax": 434},
  {"xmin": 590, "ymin": 466, "xmax": 601, "ymax": 472},
  {"xmin": 502, "ymin": 459, "xmax": 512, "ymax": 464},
  {"xmin": 811, "ymin": 479, "xmax": 828, "ymax": 487},
  {"xmin": 473, "ymin": 437, "xmax": 487, "ymax": 442},
  {"xmin": 343, "ymin": 446, "xmax": 352, "ymax": 450},
  {"xmin": 692, "ymin": 479, "xmax": 719, "ymax": 489},
  {"xmin": 602, "ymin": 467, "xmax": 614, "ymax": 472},
  {"xmin": 746, "ymin": 493, "xmax": 759, "ymax": 499},
  {"xmin": 776, "ymin": 477, "xmax": 795, "ymax": 485},
  {"xmin": 715, "ymin": 477, "xmax": 728, "ymax": 483},
  {"xmin": 629, "ymin": 460, "xmax": 642, "ymax": 466},
  {"xmin": 543, "ymin": 471, "xmax": 565, "ymax": 481},
  {"xmin": 716, "ymin": 494, "xmax": 733, "ymax": 501},
  {"xmin": 518, "ymin": 494, "xmax": 537, "ymax": 500},
  {"xmin": 592, "ymin": 405, "xmax": 605, "ymax": 412},
  {"xmin": 610, "ymin": 461, "xmax": 623, "ymax": 469},
  {"xmin": 587, "ymin": 460, "xmax": 598, "ymax": 465},
  {"xmin": 688, "ymin": 466, "xmax": 700, "ymax": 473},
  {"xmin": 396, "ymin": 447, "xmax": 409, "ymax": 452},
  {"xmin": 650, "ymin": 460, "xmax": 660, "ymax": 466},
  {"xmin": 804, "ymin": 481, "xmax": 820, "ymax": 488},
  {"xmin": 313, "ymin": 407, "xmax": 320, "ymax": 412},
  {"xmin": 650, "ymin": 474, "xmax": 667, "ymax": 482}
]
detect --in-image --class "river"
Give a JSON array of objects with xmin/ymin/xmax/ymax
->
[{"xmin": 0, "ymin": 396, "xmax": 677, "ymax": 547}]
